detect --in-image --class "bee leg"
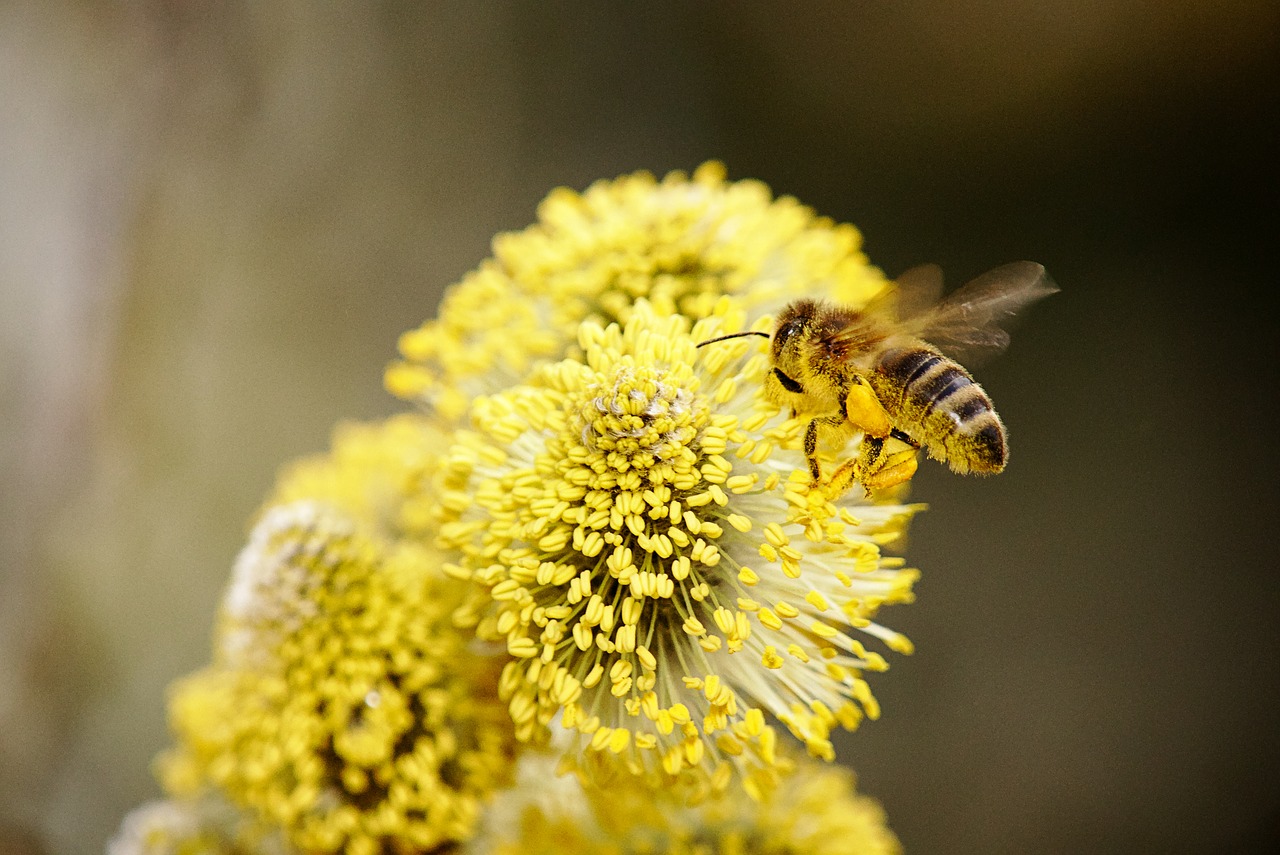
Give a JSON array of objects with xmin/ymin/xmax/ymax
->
[
  {"xmin": 805, "ymin": 415, "xmax": 851, "ymax": 486},
  {"xmin": 828, "ymin": 435, "xmax": 920, "ymax": 499},
  {"xmin": 823, "ymin": 436, "xmax": 882, "ymax": 500},
  {"xmin": 863, "ymin": 449, "xmax": 918, "ymax": 492},
  {"xmin": 860, "ymin": 436, "xmax": 886, "ymax": 497},
  {"xmin": 863, "ymin": 435, "xmax": 920, "ymax": 493},
  {"xmin": 803, "ymin": 419, "xmax": 823, "ymax": 482},
  {"xmin": 824, "ymin": 463, "xmax": 861, "ymax": 499},
  {"xmin": 889, "ymin": 428, "xmax": 920, "ymax": 449},
  {"xmin": 863, "ymin": 436, "xmax": 885, "ymax": 469}
]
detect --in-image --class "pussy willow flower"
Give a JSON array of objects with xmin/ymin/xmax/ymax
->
[
  {"xmin": 159, "ymin": 417, "xmax": 517, "ymax": 855},
  {"xmin": 438, "ymin": 301, "xmax": 919, "ymax": 799},
  {"xmin": 466, "ymin": 751, "xmax": 901, "ymax": 855},
  {"xmin": 268, "ymin": 413, "xmax": 448, "ymax": 541},
  {"xmin": 108, "ymin": 796, "xmax": 290, "ymax": 855},
  {"xmin": 386, "ymin": 161, "xmax": 887, "ymax": 420}
]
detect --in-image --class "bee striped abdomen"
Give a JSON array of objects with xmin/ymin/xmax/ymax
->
[
  {"xmin": 917, "ymin": 366, "xmax": 971, "ymax": 415},
  {"xmin": 881, "ymin": 348, "xmax": 942, "ymax": 387},
  {"xmin": 871, "ymin": 346, "xmax": 1007, "ymax": 474}
]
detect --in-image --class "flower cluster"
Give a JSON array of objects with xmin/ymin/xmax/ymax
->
[
  {"xmin": 116, "ymin": 165, "xmax": 925, "ymax": 853},
  {"xmin": 160, "ymin": 504, "xmax": 516, "ymax": 854},
  {"xmin": 107, "ymin": 795, "xmax": 288, "ymax": 855},
  {"xmin": 153, "ymin": 418, "xmax": 518, "ymax": 855},
  {"xmin": 267, "ymin": 413, "xmax": 448, "ymax": 542},
  {"xmin": 467, "ymin": 751, "xmax": 902, "ymax": 855},
  {"xmin": 439, "ymin": 303, "xmax": 918, "ymax": 800},
  {"xmin": 386, "ymin": 161, "xmax": 887, "ymax": 420}
]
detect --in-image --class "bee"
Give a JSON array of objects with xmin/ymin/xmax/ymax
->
[{"xmin": 698, "ymin": 261, "xmax": 1056, "ymax": 496}]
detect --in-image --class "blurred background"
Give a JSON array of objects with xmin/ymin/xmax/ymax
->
[{"xmin": 2, "ymin": 2, "xmax": 1277, "ymax": 852}]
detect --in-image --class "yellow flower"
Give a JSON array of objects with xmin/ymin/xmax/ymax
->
[
  {"xmin": 387, "ymin": 162, "xmax": 887, "ymax": 420},
  {"xmin": 268, "ymin": 413, "xmax": 448, "ymax": 541},
  {"xmin": 108, "ymin": 795, "xmax": 288, "ymax": 855},
  {"xmin": 438, "ymin": 302, "xmax": 919, "ymax": 800},
  {"xmin": 161, "ymin": 500, "xmax": 517, "ymax": 855},
  {"xmin": 467, "ymin": 751, "xmax": 902, "ymax": 855}
]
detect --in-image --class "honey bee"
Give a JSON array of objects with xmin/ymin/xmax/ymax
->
[{"xmin": 698, "ymin": 261, "xmax": 1056, "ymax": 496}]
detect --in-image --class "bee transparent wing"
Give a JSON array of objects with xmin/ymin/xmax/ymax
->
[
  {"xmin": 863, "ymin": 263, "xmax": 945, "ymax": 323},
  {"xmin": 907, "ymin": 261, "xmax": 1057, "ymax": 364},
  {"xmin": 892, "ymin": 263, "xmax": 947, "ymax": 321}
]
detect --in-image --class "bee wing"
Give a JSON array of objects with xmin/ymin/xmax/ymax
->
[
  {"xmin": 863, "ymin": 263, "xmax": 945, "ymax": 323},
  {"xmin": 904, "ymin": 261, "xmax": 1057, "ymax": 364}
]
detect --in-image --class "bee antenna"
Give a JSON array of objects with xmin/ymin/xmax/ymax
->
[{"xmin": 695, "ymin": 330, "xmax": 771, "ymax": 348}]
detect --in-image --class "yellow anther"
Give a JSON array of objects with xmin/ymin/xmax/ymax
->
[{"xmin": 805, "ymin": 590, "xmax": 830, "ymax": 611}]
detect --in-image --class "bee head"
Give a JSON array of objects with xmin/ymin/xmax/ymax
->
[{"xmin": 770, "ymin": 300, "xmax": 821, "ymax": 392}]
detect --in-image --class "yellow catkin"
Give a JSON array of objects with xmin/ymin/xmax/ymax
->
[
  {"xmin": 403, "ymin": 170, "xmax": 930, "ymax": 799},
  {"xmin": 472, "ymin": 751, "xmax": 903, "ymax": 855},
  {"xmin": 161, "ymin": 502, "xmax": 516, "ymax": 854}
]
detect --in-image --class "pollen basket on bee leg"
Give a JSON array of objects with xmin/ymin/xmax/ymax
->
[{"xmin": 843, "ymin": 382, "xmax": 892, "ymax": 438}]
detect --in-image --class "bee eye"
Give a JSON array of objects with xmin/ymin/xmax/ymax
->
[
  {"xmin": 777, "ymin": 321, "xmax": 801, "ymax": 342},
  {"xmin": 772, "ymin": 368, "xmax": 804, "ymax": 394}
]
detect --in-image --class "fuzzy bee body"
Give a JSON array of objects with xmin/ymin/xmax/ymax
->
[{"xmin": 732, "ymin": 261, "xmax": 1056, "ymax": 496}]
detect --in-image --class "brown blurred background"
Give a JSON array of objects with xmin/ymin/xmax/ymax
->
[{"xmin": 2, "ymin": 2, "xmax": 1277, "ymax": 853}]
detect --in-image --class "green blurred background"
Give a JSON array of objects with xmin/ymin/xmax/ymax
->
[{"xmin": 2, "ymin": 2, "xmax": 1277, "ymax": 853}]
